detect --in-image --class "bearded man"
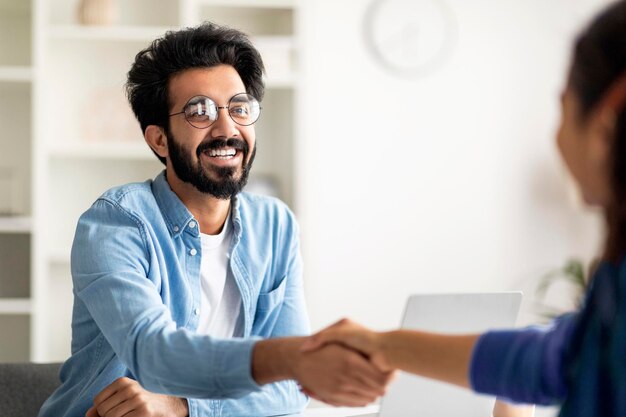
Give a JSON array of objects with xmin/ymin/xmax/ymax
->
[{"xmin": 38, "ymin": 23, "xmax": 390, "ymax": 417}]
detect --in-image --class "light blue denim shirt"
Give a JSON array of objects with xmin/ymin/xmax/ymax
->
[{"xmin": 39, "ymin": 171, "xmax": 310, "ymax": 417}]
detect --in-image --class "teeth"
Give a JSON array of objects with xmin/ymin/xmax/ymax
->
[{"xmin": 208, "ymin": 148, "xmax": 236, "ymax": 157}]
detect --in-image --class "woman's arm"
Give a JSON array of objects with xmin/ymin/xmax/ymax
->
[
  {"xmin": 303, "ymin": 314, "xmax": 578, "ymax": 405},
  {"xmin": 302, "ymin": 319, "xmax": 478, "ymax": 388}
]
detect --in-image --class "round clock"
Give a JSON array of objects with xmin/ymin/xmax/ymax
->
[{"xmin": 363, "ymin": 0, "xmax": 458, "ymax": 78}]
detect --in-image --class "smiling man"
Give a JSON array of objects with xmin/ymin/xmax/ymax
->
[{"xmin": 38, "ymin": 23, "xmax": 390, "ymax": 417}]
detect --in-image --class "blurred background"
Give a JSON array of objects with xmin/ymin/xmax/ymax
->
[{"xmin": 0, "ymin": 1, "xmax": 613, "ymax": 412}]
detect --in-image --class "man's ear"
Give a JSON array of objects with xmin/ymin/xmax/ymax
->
[{"xmin": 145, "ymin": 125, "xmax": 168, "ymax": 159}]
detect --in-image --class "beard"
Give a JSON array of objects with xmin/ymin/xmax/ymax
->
[{"xmin": 166, "ymin": 129, "xmax": 256, "ymax": 200}]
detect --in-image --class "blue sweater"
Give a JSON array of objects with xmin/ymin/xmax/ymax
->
[{"xmin": 469, "ymin": 261, "xmax": 626, "ymax": 416}]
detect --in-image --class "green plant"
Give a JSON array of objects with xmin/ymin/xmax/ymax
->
[{"xmin": 535, "ymin": 259, "xmax": 588, "ymax": 320}]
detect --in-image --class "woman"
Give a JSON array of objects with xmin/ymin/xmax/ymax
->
[{"xmin": 303, "ymin": 1, "xmax": 626, "ymax": 416}]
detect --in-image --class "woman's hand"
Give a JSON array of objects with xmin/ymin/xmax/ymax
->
[
  {"xmin": 301, "ymin": 318, "xmax": 392, "ymax": 371},
  {"xmin": 493, "ymin": 399, "xmax": 535, "ymax": 417},
  {"xmin": 85, "ymin": 377, "xmax": 188, "ymax": 417}
]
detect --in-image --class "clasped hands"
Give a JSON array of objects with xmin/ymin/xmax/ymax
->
[{"xmin": 296, "ymin": 318, "xmax": 391, "ymax": 406}]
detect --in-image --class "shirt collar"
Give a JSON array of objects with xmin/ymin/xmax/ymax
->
[{"xmin": 152, "ymin": 170, "xmax": 243, "ymax": 240}]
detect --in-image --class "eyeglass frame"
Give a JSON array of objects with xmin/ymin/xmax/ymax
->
[{"xmin": 168, "ymin": 92, "xmax": 262, "ymax": 129}]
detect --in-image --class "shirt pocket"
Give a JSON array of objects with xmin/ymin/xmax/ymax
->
[
  {"xmin": 256, "ymin": 276, "xmax": 287, "ymax": 312},
  {"xmin": 253, "ymin": 276, "xmax": 287, "ymax": 334}
]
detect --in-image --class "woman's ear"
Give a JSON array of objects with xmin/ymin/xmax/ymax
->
[
  {"xmin": 587, "ymin": 107, "xmax": 616, "ymax": 160},
  {"xmin": 145, "ymin": 125, "xmax": 168, "ymax": 159}
]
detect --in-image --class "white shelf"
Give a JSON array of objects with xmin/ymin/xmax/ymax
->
[
  {"xmin": 0, "ymin": 66, "xmax": 33, "ymax": 82},
  {"xmin": 48, "ymin": 25, "xmax": 178, "ymax": 42},
  {"xmin": 0, "ymin": 298, "xmax": 32, "ymax": 315},
  {"xmin": 0, "ymin": 216, "xmax": 32, "ymax": 233},
  {"xmin": 197, "ymin": 0, "xmax": 296, "ymax": 8},
  {"xmin": 49, "ymin": 141, "xmax": 155, "ymax": 160}
]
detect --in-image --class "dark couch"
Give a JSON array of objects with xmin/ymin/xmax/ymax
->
[{"xmin": 0, "ymin": 362, "xmax": 62, "ymax": 417}]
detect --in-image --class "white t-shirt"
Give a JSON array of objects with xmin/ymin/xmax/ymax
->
[{"xmin": 197, "ymin": 213, "xmax": 243, "ymax": 337}]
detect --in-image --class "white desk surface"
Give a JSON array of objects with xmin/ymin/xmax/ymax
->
[{"xmin": 303, "ymin": 405, "xmax": 379, "ymax": 417}]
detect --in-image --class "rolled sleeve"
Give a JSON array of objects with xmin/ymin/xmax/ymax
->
[{"xmin": 469, "ymin": 314, "xmax": 578, "ymax": 405}]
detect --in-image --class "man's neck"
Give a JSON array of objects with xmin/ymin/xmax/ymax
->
[{"xmin": 165, "ymin": 171, "xmax": 231, "ymax": 236}]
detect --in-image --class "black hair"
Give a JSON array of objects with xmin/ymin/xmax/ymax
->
[
  {"xmin": 125, "ymin": 22, "xmax": 265, "ymax": 164},
  {"xmin": 569, "ymin": 0, "xmax": 626, "ymax": 263}
]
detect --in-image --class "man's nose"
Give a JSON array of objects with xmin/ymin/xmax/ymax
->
[{"xmin": 210, "ymin": 107, "xmax": 239, "ymax": 138}]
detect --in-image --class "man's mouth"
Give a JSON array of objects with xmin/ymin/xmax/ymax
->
[{"xmin": 203, "ymin": 147, "xmax": 238, "ymax": 159}]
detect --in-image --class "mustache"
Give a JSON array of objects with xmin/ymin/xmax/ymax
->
[{"xmin": 196, "ymin": 138, "xmax": 248, "ymax": 157}]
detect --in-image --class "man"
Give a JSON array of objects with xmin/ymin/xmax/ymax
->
[{"xmin": 39, "ymin": 23, "xmax": 390, "ymax": 417}]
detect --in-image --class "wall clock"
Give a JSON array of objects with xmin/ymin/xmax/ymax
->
[{"xmin": 363, "ymin": 0, "xmax": 458, "ymax": 78}]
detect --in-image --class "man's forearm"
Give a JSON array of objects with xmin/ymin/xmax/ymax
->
[{"xmin": 252, "ymin": 337, "xmax": 305, "ymax": 384}]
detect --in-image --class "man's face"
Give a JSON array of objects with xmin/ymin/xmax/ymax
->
[{"xmin": 166, "ymin": 65, "xmax": 257, "ymax": 199}]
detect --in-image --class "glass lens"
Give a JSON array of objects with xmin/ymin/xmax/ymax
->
[
  {"xmin": 183, "ymin": 96, "xmax": 217, "ymax": 128},
  {"xmin": 228, "ymin": 93, "xmax": 261, "ymax": 126}
]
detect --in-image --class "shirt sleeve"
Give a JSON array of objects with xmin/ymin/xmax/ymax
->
[{"xmin": 469, "ymin": 313, "xmax": 578, "ymax": 405}]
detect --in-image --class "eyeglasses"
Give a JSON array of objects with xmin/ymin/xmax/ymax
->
[{"xmin": 169, "ymin": 93, "xmax": 261, "ymax": 129}]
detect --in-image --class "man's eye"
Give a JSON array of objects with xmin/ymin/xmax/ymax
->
[
  {"xmin": 230, "ymin": 106, "xmax": 249, "ymax": 116},
  {"xmin": 186, "ymin": 103, "xmax": 212, "ymax": 117}
]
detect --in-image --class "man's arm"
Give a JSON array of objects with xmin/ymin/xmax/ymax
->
[
  {"xmin": 89, "ymin": 336, "xmax": 391, "ymax": 417},
  {"xmin": 73, "ymin": 199, "xmax": 262, "ymax": 399},
  {"xmin": 77, "ymin": 199, "xmax": 263, "ymax": 416}
]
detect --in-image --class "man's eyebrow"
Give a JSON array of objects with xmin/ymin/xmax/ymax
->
[
  {"xmin": 230, "ymin": 95, "xmax": 250, "ymax": 103},
  {"xmin": 187, "ymin": 95, "xmax": 210, "ymax": 102}
]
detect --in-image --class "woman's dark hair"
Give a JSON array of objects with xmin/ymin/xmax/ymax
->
[
  {"xmin": 569, "ymin": 0, "xmax": 626, "ymax": 263},
  {"xmin": 125, "ymin": 22, "xmax": 265, "ymax": 164}
]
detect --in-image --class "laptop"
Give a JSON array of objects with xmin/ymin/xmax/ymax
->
[{"xmin": 356, "ymin": 292, "xmax": 523, "ymax": 417}]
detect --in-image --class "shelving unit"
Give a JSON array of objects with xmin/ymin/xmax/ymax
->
[
  {"xmin": 0, "ymin": 66, "xmax": 33, "ymax": 82},
  {"xmin": 0, "ymin": 217, "xmax": 32, "ymax": 233},
  {"xmin": 0, "ymin": 0, "xmax": 33, "ymax": 363},
  {"xmin": 48, "ymin": 25, "xmax": 178, "ymax": 41},
  {"xmin": 0, "ymin": 0, "xmax": 303, "ymax": 362},
  {"xmin": 0, "ymin": 299, "xmax": 32, "ymax": 315}
]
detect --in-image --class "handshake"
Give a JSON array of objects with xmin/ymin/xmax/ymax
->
[
  {"xmin": 255, "ymin": 319, "xmax": 534, "ymax": 417},
  {"xmin": 86, "ymin": 319, "xmax": 534, "ymax": 417},
  {"xmin": 254, "ymin": 318, "xmax": 394, "ymax": 407}
]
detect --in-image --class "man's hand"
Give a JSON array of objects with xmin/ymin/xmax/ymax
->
[
  {"xmin": 300, "ymin": 319, "xmax": 391, "ymax": 371},
  {"xmin": 85, "ymin": 377, "xmax": 189, "ymax": 417},
  {"xmin": 253, "ymin": 336, "xmax": 394, "ymax": 407},
  {"xmin": 294, "ymin": 343, "xmax": 394, "ymax": 406}
]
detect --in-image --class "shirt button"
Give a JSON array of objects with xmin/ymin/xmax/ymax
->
[
  {"xmin": 190, "ymin": 248, "xmax": 197, "ymax": 256},
  {"xmin": 194, "ymin": 308, "xmax": 200, "ymax": 315},
  {"xmin": 188, "ymin": 221, "xmax": 196, "ymax": 229},
  {"xmin": 173, "ymin": 225, "xmax": 179, "ymax": 232}
]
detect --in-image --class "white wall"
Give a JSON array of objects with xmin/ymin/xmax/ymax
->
[{"xmin": 298, "ymin": 0, "xmax": 613, "ymax": 333}]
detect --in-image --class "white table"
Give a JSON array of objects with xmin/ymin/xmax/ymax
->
[{"xmin": 302, "ymin": 405, "xmax": 379, "ymax": 417}]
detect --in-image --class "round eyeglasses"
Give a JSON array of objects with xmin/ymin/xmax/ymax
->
[{"xmin": 169, "ymin": 93, "xmax": 261, "ymax": 129}]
